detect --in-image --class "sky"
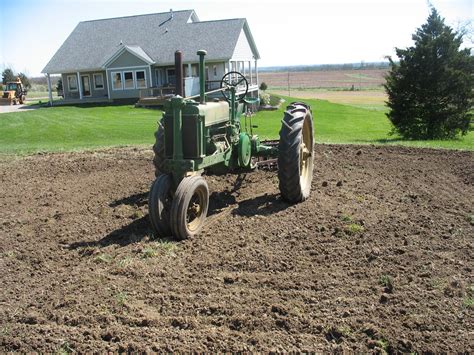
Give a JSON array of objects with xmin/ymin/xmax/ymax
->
[{"xmin": 0, "ymin": 0, "xmax": 472, "ymax": 76}]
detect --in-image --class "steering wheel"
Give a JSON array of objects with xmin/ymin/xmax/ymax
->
[{"xmin": 220, "ymin": 71, "xmax": 249, "ymax": 102}]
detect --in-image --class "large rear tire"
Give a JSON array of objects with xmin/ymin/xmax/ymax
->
[
  {"xmin": 170, "ymin": 175, "xmax": 209, "ymax": 240},
  {"xmin": 149, "ymin": 174, "xmax": 173, "ymax": 237},
  {"xmin": 152, "ymin": 120, "xmax": 167, "ymax": 177},
  {"xmin": 277, "ymin": 102, "xmax": 314, "ymax": 203}
]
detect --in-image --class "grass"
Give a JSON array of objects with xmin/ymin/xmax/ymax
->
[
  {"xmin": 463, "ymin": 297, "xmax": 474, "ymax": 309},
  {"xmin": 466, "ymin": 214, "xmax": 474, "ymax": 226},
  {"xmin": 379, "ymin": 275, "xmax": 394, "ymax": 292},
  {"xmin": 142, "ymin": 246, "xmax": 157, "ymax": 258},
  {"xmin": 0, "ymin": 103, "xmax": 158, "ymax": 155},
  {"xmin": 115, "ymin": 291, "xmax": 128, "ymax": 306},
  {"xmin": 155, "ymin": 239, "xmax": 178, "ymax": 254},
  {"xmin": 0, "ymin": 95, "xmax": 472, "ymax": 156},
  {"xmin": 345, "ymin": 223, "xmax": 364, "ymax": 235},
  {"xmin": 253, "ymin": 95, "xmax": 474, "ymax": 150},
  {"xmin": 94, "ymin": 253, "xmax": 113, "ymax": 263},
  {"xmin": 340, "ymin": 213, "xmax": 353, "ymax": 222}
]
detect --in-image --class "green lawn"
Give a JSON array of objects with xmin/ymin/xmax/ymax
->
[
  {"xmin": 0, "ymin": 98, "xmax": 472, "ymax": 156},
  {"xmin": 0, "ymin": 104, "xmax": 159, "ymax": 155},
  {"xmin": 253, "ymin": 96, "xmax": 473, "ymax": 150}
]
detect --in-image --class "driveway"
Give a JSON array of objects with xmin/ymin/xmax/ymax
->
[{"xmin": 0, "ymin": 102, "xmax": 41, "ymax": 114}]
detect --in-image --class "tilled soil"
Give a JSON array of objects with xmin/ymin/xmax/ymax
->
[
  {"xmin": 0, "ymin": 144, "xmax": 472, "ymax": 352},
  {"xmin": 259, "ymin": 69, "xmax": 387, "ymax": 89}
]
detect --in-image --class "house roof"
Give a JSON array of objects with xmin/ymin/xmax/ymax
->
[{"xmin": 42, "ymin": 10, "xmax": 260, "ymax": 74}]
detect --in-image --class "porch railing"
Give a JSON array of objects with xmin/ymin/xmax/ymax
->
[
  {"xmin": 139, "ymin": 86, "xmax": 175, "ymax": 99},
  {"xmin": 139, "ymin": 77, "xmax": 257, "ymax": 99}
]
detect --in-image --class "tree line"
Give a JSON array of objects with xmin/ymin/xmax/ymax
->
[{"xmin": 1, "ymin": 68, "xmax": 31, "ymax": 90}]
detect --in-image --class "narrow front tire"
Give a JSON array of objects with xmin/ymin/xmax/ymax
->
[
  {"xmin": 149, "ymin": 174, "xmax": 173, "ymax": 237},
  {"xmin": 170, "ymin": 175, "xmax": 209, "ymax": 240}
]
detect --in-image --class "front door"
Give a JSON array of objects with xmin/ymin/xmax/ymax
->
[{"xmin": 81, "ymin": 75, "xmax": 91, "ymax": 97}]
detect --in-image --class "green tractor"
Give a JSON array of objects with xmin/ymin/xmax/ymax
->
[{"xmin": 149, "ymin": 50, "xmax": 314, "ymax": 240}]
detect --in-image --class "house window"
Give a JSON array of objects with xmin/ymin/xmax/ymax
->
[
  {"xmin": 93, "ymin": 73, "xmax": 104, "ymax": 90},
  {"xmin": 112, "ymin": 72, "xmax": 122, "ymax": 90},
  {"xmin": 67, "ymin": 75, "xmax": 78, "ymax": 92},
  {"xmin": 213, "ymin": 65, "xmax": 217, "ymax": 76},
  {"xmin": 167, "ymin": 69, "xmax": 176, "ymax": 85},
  {"xmin": 124, "ymin": 71, "xmax": 134, "ymax": 89},
  {"xmin": 136, "ymin": 71, "xmax": 146, "ymax": 88}
]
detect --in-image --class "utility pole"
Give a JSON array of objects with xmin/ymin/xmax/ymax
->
[{"xmin": 287, "ymin": 71, "xmax": 290, "ymax": 97}]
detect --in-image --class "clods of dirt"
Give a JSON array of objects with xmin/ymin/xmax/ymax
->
[{"xmin": 0, "ymin": 144, "xmax": 473, "ymax": 352}]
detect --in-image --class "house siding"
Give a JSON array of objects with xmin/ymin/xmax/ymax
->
[
  {"xmin": 62, "ymin": 71, "xmax": 108, "ymax": 99},
  {"xmin": 231, "ymin": 29, "xmax": 254, "ymax": 61}
]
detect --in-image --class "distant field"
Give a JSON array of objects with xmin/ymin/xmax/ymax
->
[
  {"xmin": 269, "ymin": 89, "xmax": 388, "ymax": 111},
  {"xmin": 259, "ymin": 68, "xmax": 387, "ymax": 90},
  {"xmin": 26, "ymin": 91, "xmax": 58, "ymax": 99}
]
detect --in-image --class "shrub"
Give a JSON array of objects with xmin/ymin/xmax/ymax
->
[
  {"xmin": 259, "ymin": 82, "xmax": 268, "ymax": 91},
  {"xmin": 259, "ymin": 92, "xmax": 271, "ymax": 106}
]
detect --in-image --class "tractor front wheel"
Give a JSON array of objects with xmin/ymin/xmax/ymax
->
[
  {"xmin": 277, "ymin": 102, "xmax": 314, "ymax": 203},
  {"xmin": 20, "ymin": 95, "xmax": 25, "ymax": 104},
  {"xmin": 149, "ymin": 174, "xmax": 173, "ymax": 237},
  {"xmin": 170, "ymin": 175, "xmax": 209, "ymax": 240}
]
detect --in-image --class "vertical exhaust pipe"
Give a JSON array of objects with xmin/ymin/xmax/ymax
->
[
  {"xmin": 174, "ymin": 50, "xmax": 184, "ymax": 97},
  {"xmin": 197, "ymin": 50, "xmax": 207, "ymax": 104}
]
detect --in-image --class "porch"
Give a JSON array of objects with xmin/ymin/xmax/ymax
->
[
  {"xmin": 136, "ymin": 77, "xmax": 258, "ymax": 107},
  {"xmin": 51, "ymin": 97, "xmax": 112, "ymax": 106}
]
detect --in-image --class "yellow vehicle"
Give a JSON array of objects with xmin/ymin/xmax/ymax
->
[{"xmin": 1, "ymin": 78, "xmax": 27, "ymax": 105}]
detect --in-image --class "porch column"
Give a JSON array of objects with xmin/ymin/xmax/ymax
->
[
  {"xmin": 105, "ymin": 70, "xmax": 111, "ymax": 99},
  {"xmin": 254, "ymin": 60, "xmax": 258, "ymax": 89},
  {"xmin": 46, "ymin": 74, "xmax": 53, "ymax": 106},
  {"xmin": 77, "ymin": 72, "xmax": 83, "ymax": 100},
  {"xmin": 149, "ymin": 65, "xmax": 153, "ymax": 87},
  {"xmin": 249, "ymin": 61, "xmax": 253, "ymax": 86}
]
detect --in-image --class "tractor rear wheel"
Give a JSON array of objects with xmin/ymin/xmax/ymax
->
[
  {"xmin": 170, "ymin": 175, "xmax": 209, "ymax": 240},
  {"xmin": 153, "ymin": 120, "xmax": 167, "ymax": 177},
  {"xmin": 277, "ymin": 102, "xmax": 314, "ymax": 203},
  {"xmin": 149, "ymin": 174, "xmax": 173, "ymax": 237}
]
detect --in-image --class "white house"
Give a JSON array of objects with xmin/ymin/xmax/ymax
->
[{"xmin": 42, "ymin": 10, "xmax": 260, "ymax": 104}]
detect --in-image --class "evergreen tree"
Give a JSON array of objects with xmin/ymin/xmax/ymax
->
[
  {"xmin": 385, "ymin": 8, "xmax": 473, "ymax": 139},
  {"xmin": 56, "ymin": 78, "xmax": 63, "ymax": 92},
  {"xmin": 2, "ymin": 68, "xmax": 15, "ymax": 85}
]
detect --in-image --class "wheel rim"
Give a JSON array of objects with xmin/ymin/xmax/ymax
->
[
  {"xmin": 299, "ymin": 115, "xmax": 313, "ymax": 191},
  {"xmin": 186, "ymin": 186, "xmax": 206, "ymax": 232}
]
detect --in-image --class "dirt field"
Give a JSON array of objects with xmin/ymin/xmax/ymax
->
[
  {"xmin": 1, "ymin": 145, "xmax": 473, "ymax": 352},
  {"xmin": 259, "ymin": 69, "xmax": 387, "ymax": 90},
  {"xmin": 270, "ymin": 89, "xmax": 387, "ymax": 108}
]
